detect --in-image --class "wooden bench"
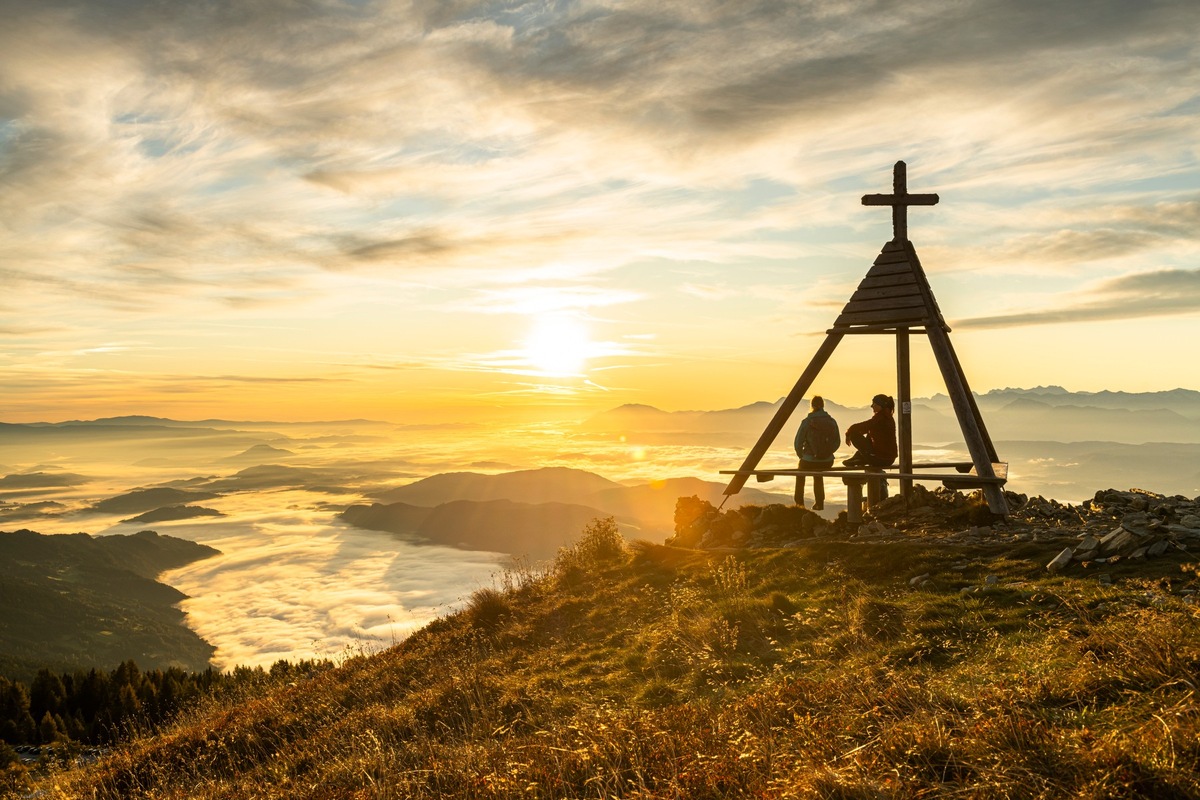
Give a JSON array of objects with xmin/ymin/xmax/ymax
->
[{"xmin": 721, "ymin": 462, "xmax": 1008, "ymax": 523}]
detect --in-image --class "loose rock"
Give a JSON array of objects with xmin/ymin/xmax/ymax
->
[{"xmin": 1047, "ymin": 547, "xmax": 1073, "ymax": 572}]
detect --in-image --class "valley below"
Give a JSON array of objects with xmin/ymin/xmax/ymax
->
[{"xmin": 1, "ymin": 387, "xmax": 1198, "ymax": 674}]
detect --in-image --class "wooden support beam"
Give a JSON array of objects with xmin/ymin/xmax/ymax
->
[
  {"xmin": 722, "ymin": 332, "xmax": 844, "ymax": 497},
  {"xmin": 926, "ymin": 323, "xmax": 1009, "ymax": 515},
  {"xmin": 945, "ymin": 336, "xmax": 1000, "ymax": 463},
  {"xmin": 897, "ymin": 330, "xmax": 913, "ymax": 499},
  {"xmin": 831, "ymin": 325, "xmax": 932, "ymax": 335},
  {"xmin": 845, "ymin": 481, "xmax": 864, "ymax": 523},
  {"xmin": 867, "ymin": 473, "xmax": 887, "ymax": 505}
]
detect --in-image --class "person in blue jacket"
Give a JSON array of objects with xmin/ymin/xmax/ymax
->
[{"xmin": 794, "ymin": 395, "xmax": 840, "ymax": 510}]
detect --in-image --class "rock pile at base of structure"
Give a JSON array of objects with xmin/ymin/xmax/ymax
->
[
  {"xmin": 667, "ymin": 496, "xmax": 831, "ymax": 549},
  {"xmin": 1044, "ymin": 488, "xmax": 1200, "ymax": 572},
  {"xmin": 667, "ymin": 486, "xmax": 1200, "ymax": 564}
]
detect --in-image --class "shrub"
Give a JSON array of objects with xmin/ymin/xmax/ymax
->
[
  {"xmin": 466, "ymin": 587, "xmax": 512, "ymax": 631},
  {"xmin": 554, "ymin": 517, "xmax": 627, "ymax": 586}
]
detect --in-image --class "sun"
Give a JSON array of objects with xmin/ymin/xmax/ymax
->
[{"xmin": 521, "ymin": 315, "xmax": 590, "ymax": 377}]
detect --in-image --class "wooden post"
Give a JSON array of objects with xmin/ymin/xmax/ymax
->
[
  {"xmin": 896, "ymin": 329, "xmax": 913, "ymax": 499},
  {"xmin": 722, "ymin": 332, "xmax": 844, "ymax": 497},
  {"xmin": 845, "ymin": 478, "xmax": 864, "ymax": 523},
  {"xmin": 867, "ymin": 470, "xmax": 886, "ymax": 505}
]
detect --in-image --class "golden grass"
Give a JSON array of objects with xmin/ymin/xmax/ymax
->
[{"xmin": 20, "ymin": 516, "xmax": 1200, "ymax": 799}]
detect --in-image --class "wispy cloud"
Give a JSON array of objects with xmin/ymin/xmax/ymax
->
[
  {"xmin": 957, "ymin": 268, "xmax": 1200, "ymax": 328},
  {"xmin": 2, "ymin": 0, "xmax": 1199, "ymax": 415},
  {"xmin": 453, "ymin": 285, "xmax": 642, "ymax": 315}
]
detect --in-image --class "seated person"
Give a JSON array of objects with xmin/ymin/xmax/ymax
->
[{"xmin": 843, "ymin": 393, "xmax": 897, "ymax": 468}]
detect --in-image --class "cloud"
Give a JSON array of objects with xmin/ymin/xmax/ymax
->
[
  {"xmin": 956, "ymin": 268, "xmax": 1200, "ymax": 328},
  {"xmin": 955, "ymin": 197, "xmax": 1200, "ymax": 268},
  {"xmin": 453, "ymin": 285, "xmax": 642, "ymax": 315},
  {"xmin": 2, "ymin": 0, "xmax": 1199, "ymax": 417}
]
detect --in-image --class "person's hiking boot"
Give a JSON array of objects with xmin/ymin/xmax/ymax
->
[
  {"xmin": 812, "ymin": 502, "xmax": 824, "ymax": 511},
  {"xmin": 842, "ymin": 455, "xmax": 864, "ymax": 468}
]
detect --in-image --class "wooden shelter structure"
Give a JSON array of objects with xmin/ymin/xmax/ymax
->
[{"xmin": 721, "ymin": 161, "xmax": 1009, "ymax": 521}]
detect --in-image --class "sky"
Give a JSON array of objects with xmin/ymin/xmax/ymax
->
[{"xmin": 3, "ymin": 0, "xmax": 1199, "ymax": 425}]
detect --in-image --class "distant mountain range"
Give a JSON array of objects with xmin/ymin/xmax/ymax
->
[
  {"xmin": 15, "ymin": 415, "xmax": 385, "ymax": 429},
  {"xmin": 976, "ymin": 386, "xmax": 1200, "ymax": 413},
  {"xmin": 581, "ymin": 387, "xmax": 1200, "ymax": 446},
  {"xmin": 576, "ymin": 389, "xmax": 1200, "ymax": 500}
]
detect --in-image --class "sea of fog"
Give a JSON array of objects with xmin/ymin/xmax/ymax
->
[
  {"xmin": 156, "ymin": 492, "xmax": 505, "ymax": 669},
  {"xmin": 8, "ymin": 413, "xmax": 1129, "ymax": 670},
  {"xmin": 0, "ymin": 420, "xmax": 846, "ymax": 669}
]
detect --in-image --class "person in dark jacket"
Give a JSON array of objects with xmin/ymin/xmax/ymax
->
[
  {"xmin": 843, "ymin": 393, "xmax": 897, "ymax": 468},
  {"xmin": 794, "ymin": 395, "xmax": 839, "ymax": 510}
]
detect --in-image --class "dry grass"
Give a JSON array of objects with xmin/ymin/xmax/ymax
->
[{"xmin": 19, "ymin": 517, "xmax": 1200, "ymax": 799}]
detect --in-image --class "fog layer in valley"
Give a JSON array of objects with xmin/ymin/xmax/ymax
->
[{"xmin": 2, "ymin": 387, "xmax": 1196, "ymax": 670}]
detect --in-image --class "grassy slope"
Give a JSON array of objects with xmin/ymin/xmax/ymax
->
[
  {"xmin": 0, "ymin": 530, "xmax": 218, "ymax": 680},
  {"xmin": 31, "ymin": 519, "xmax": 1200, "ymax": 800}
]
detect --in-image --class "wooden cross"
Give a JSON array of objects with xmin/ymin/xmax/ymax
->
[{"xmin": 861, "ymin": 161, "xmax": 939, "ymax": 242}]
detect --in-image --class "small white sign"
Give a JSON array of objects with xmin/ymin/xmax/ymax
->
[{"xmin": 902, "ymin": 401, "xmax": 912, "ymax": 414}]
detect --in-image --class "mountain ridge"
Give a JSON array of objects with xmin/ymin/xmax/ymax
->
[{"xmin": 0, "ymin": 529, "xmax": 219, "ymax": 680}]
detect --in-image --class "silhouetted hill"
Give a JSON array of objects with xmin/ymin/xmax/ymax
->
[
  {"xmin": 341, "ymin": 498, "xmax": 613, "ymax": 559},
  {"xmin": 0, "ymin": 529, "xmax": 218, "ymax": 680},
  {"xmin": 339, "ymin": 501, "xmax": 433, "ymax": 533},
  {"xmin": 122, "ymin": 505, "xmax": 224, "ymax": 524},
  {"xmin": 372, "ymin": 467, "xmax": 624, "ymax": 506},
  {"xmin": 59, "ymin": 415, "xmax": 198, "ymax": 427},
  {"xmin": 353, "ymin": 469, "xmax": 797, "ymax": 545},
  {"xmin": 420, "ymin": 499, "xmax": 611, "ymax": 559},
  {"xmin": 91, "ymin": 488, "xmax": 221, "ymax": 515},
  {"xmin": 220, "ymin": 444, "xmax": 296, "ymax": 463},
  {"xmin": 190, "ymin": 464, "xmax": 355, "ymax": 494},
  {"xmin": 0, "ymin": 472, "xmax": 89, "ymax": 489},
  {"xmin": 586, "ymin": 477, "xmax": 781, "ymax": 528},
  {"xmin": 0, "ymin": 500, "xmax": 65, "ymax": 522},
  {"xmin": 207, "ymin": 464, "xmax": 349, "ymax": 492},
  {"xmin": 0, "ymin": 422, "xmax": 272, "ymax": 456}
]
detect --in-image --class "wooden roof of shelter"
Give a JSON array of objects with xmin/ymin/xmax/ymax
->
[
  {"xmin": 722, "ymin": 161, "xmax": 1009, "ymax": 516},
  {"xmin": 832, "ymin": 240, "xmax": 945, "ymax": 331}
]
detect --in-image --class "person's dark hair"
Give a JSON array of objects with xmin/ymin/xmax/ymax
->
[
  {"xmin": 871, "ymin": 393, "xmax": 895, "ymax": 413},
  {"xmin": 811, "ymin": 395, "xmax": 824, "ymax": 410}
]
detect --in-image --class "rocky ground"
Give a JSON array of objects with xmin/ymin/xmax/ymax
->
[{"xmin": 669, "ymin": 485, "xmax": 1200, "ymax": 604}]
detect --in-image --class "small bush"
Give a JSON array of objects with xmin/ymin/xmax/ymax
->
[
  {"xmin": 466, "ymin": 587, "xmax": 511, "ymax": 631},
  {"xmin": 554, "ymin": 517, "xmax": 627, "ymax": 586}
]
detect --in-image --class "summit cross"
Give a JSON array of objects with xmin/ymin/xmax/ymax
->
[{"xmin": 861, "ymin": 160, "xmax": 939, "ymax": 242}]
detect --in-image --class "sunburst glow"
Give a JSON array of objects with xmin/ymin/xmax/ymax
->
[{"xmin": 521, "ymin": 316, "xmax": 590, "ymax": 377}]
